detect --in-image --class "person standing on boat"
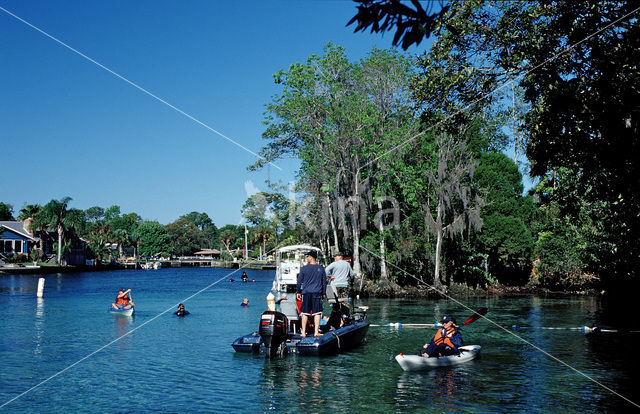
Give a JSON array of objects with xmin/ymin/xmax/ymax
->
[
  {"xmin": 296, "ymin": 250, "xmax": 326, "ymax": 337},
  {"xmin": 111, "ymin": 288, "xmax": 134, "ymax": 310},
  {"xmin": 422, "ymin": 315, "xmax": 462, "ymax": 358},
  {"xmin": 325, "ymin": 252, "xmax": 354, "ymax": 298}
]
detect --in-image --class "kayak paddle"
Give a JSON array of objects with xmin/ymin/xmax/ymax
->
[{"xmin": 461, "ymin": 307, "xmax": 488, "ymax": 326}]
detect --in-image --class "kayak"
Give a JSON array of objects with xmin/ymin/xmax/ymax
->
[
  {"xmin": 395, "ymin": 345, "xmax": 481, "ymax": 371},
  {"xmin": 108, "ymin": 306, "xmax": 134, "ymax": 316}
]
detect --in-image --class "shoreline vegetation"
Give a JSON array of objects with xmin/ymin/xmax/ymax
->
[
  {"xmin": 0, "ymin": 262, "xmax": 603, "ymax": 299},
  {"xmin": 3, "ymin": 3, "xmax": 638, "ymax": 298}
]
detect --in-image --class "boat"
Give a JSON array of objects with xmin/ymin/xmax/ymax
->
[
  {"xmin": 233, "ymin": 244, "xmax": 369, "ymax": 358},
  {"xmin": 271, "ymin": 245, "xmax": 322, "ymax": 293},
  {"xmin": 395, "ymin": 345, "xmax": 481, "ymax": 371},
  {"xmin": 108, "ymin": 306, "xmax": 134, "ymax": 316},
  {"xmin": 232, "ymin": 304, "xmax": 370, "ymax": 357}
]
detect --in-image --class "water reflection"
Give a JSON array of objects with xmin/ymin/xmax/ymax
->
[
  {"xmin": 396, "ymin": 368, "xmax": 465, "ymax": 408},
  {"xmin": 34, "ymin": 298, "xmax": 45, "ymax": 356},
  {"xmin": 112, "ymin": 314, "xmax": 134, "ymax": 351}
]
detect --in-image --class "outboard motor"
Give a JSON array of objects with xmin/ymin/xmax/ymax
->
[{"xmin": 259, "ymin": 311, "xmax": 289, "ymax": 358}]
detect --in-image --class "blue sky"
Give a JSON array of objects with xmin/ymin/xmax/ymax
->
[{"xmin": 0, "ymin": 1, "xmax": 414, "ymax": 225}]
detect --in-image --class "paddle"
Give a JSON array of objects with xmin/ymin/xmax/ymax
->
[{"xmin": 460, "ymin": 307, "xmax": 488, "ymax": 326}]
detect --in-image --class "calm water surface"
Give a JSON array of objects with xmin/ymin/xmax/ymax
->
[{"xmin": 1, "ymin": 268, "xmax": 638, "ymax": 412}]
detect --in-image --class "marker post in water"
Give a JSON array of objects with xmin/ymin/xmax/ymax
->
[{"xmin": 36, "ymin": 278, "xmax": 45, "ymax": 298}]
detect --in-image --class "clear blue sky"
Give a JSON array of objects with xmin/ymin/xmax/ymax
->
[{"xmin": 0, "ymin": 0, "xmax": 413, "ymax": 225}]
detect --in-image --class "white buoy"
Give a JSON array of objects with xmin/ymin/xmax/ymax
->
[{"xmin": 36, "ymin": 277, "xmax": 45, "ymax": 298}]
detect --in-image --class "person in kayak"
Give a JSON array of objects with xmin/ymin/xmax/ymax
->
[
  {"xmin": 421, "ymin": 315, "xmax": 462, "ymax": 357},
  {"xmin": 296, "ymin": 250, "xmax": 326, "ymax": 337},
  {"xmin": 175, "ymin": 303, "xmax": 190, "ymax": 316},
  {"xmin": 111, "ymin": 288, "xmax": 134, "ymax": 310}
]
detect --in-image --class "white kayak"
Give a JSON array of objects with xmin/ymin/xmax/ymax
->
[
  {"xmin": 395, "ymin": 345, "xmax": 481, "ymax": 371},
  {"xmin": 108, "ymin": 306, "xmax": 134, "ymax": 316}
]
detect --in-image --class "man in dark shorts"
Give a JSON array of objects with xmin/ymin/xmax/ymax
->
[{"xmin": 296, "ymin": 250, "xmax": 326, "ymax": 337}]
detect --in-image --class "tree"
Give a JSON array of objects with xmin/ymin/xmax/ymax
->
[
  {"xmin": 253, "ymin": 44, "xmax": 418, "ymax": 288},
  {"xmin": 348, "ymin": 0, "xmax": 449, "ymax": 50},
  {"xmin": 418, "ymin": 132, "xmax": 484, "ymax": 290},
  {"xmin": 166, "ymin": 217, "xmax": 204, "ymax": 257},
  {"xmin": 473, "ymin": 152, "xmax": 534, "ymax": 284},
  {"xmin": 33, "ymin": 197, "xmax": 83, "ymax": 264},
  {"xmin": 0, "ymin": 202, "xmax": 14, "ymax": 220},
  {"xmin": 83, "ymin": 206, "xmax": 111, "ymax": 262},
  {"xmin": 137, "ymin": 221, "xmax": 171, "ymax": 257},
  {"xmin": 252, "ymin": 226, "xmax": 274, "ymax": 258},
  {"xmin": 17, "ymin": 204, "xmax": 42, "ymax": 221},
  {"xmin": 182, "ymin": 211, "xmax": 218, "ymax": 248},
  {"xmin": 355, "ymin": 0, "xmax": 640, "ymax": 284},
  {"xmin": 109, "ymin": 211, "xmax": 142, "ymax": 259}
]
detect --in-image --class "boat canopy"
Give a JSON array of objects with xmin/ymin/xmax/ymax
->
[{"xmin": 276, "ymin": 245, "xmax": 321, "ymax": 254}]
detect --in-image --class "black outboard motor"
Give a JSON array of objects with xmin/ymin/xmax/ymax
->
[{"xmin": 259, "ymin": 311, "xmax": 289, "ymax": 358}]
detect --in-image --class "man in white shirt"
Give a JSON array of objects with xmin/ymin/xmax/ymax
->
[{"xmin": 325, "ymin": 252, "xmax": 354, "ymax": 298}]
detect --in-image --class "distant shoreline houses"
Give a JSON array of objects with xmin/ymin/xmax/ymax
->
[
  {"xmin": 0, "ymin": 220, "xmax": 49, "ymax": 256},
  {"xmin": 0, "ymin": 220, "xmax": 86, "ymax": 265}
]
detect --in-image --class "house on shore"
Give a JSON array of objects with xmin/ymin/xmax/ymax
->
[
  {"xmin": 0, "ymin": 220, "xmax": 41, "ymax": 256},
  {"xmin": 0, "ymin": 220, "xmax": 85, "ymax": 265}
]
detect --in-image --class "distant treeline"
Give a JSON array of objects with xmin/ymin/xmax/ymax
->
[{"xmin": 0, "ymin": 200, "xmax": 270, "ymax": 263}]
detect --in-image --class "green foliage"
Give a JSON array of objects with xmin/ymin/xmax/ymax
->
[
  {"xmin": 166, "ymin": 217, "xmax": 204, "ymax": 257},
  {"xmin": 32, "ymin": 197, "xmax": 83, "ymax": 264},
  {"xmin": 137, "ymin": 221, "xmax": 171, "ymax": 257},
  {"xmin": 0, "ymin": 202, "xmax": 14, "ymax": 220},
  {"xmin": 217, "ymin": 224, "xmax": 245, "ymax": 253},
  {"xmin": 17, "ymin": 204, "xmax": 41, "ymax": 221},
  {"xmin": 473, "ymin": 153, "xmax": 534, "ymax": 284}
]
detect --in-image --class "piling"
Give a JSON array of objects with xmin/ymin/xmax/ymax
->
[{"xmin": 36, "ymin": 277, "xmax": 45, "ymax": 298}]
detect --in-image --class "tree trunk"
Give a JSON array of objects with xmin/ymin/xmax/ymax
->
[
  {"xmin": 57, "ymin": 225, "xmax": 63, "ymax": 264},
  {"xmin": 433, "ymin": 202, "xmax": 444, "ymax": 290},
  {"xmin": 326, "ymin": 194, "xmax": 339, "ymax": 254},
  {"xmin": 352, "ymin": 174, "xmax": 362, "ymax": 291},
  {"xmin": 377, "ymin": 198, "xmax": 389, "ymax": 284}
]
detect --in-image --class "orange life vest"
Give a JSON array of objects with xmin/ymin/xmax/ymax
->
[
  {"xmin": 116, "ymin": 294, "xmax": 129, "ymax": 306},
  {"xmin": 433, "ymin": 327, "xmax": 456, "ymax": 348}
]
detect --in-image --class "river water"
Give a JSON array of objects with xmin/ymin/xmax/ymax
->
[{"xmin": 1, "ymin": 268, "xmax": 638, "ymax": 412}]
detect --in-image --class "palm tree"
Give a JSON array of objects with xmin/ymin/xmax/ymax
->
[
  {"xmin": 252, "ymin": 226, "xmax": 273, "ymax": 259},
  {"xmin": 18, "ymin": 204, "xmax": 43, "ymax": 254},
  {"xmin": 17, "ymin": 204, "xmax": 42, "ymax": 221},
  {"xmin": 33, "ymin": 197, "xmax": 83, "ymax": 264}
]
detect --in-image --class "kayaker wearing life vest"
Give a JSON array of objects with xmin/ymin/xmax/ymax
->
[
  {"xmin": 422, "ymin": 315, "xmax": 462, "ymax": 358},
  {"xmin": 111, "ymin": 288, "xmax": 135, "ymax": 310}
]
